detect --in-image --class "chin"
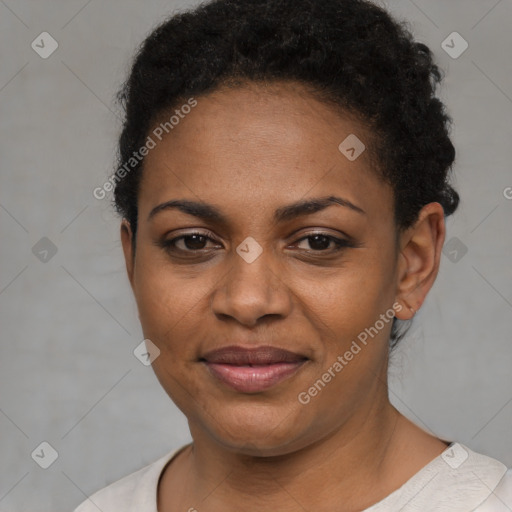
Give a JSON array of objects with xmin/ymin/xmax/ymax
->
[
  {"xmin": 216, "ymin": 433, "xmax": 304, "ymax": 458},
  {"xmin": 198, "ymin": 401, "xmax": 314, "ymax": 457}
]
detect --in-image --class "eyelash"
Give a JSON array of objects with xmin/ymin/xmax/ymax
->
[{"xmin": 158, "ymin": 230, "xmax": 354, "ymax": 257}]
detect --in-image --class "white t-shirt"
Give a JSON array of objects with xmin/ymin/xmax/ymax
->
[{"xmin": 73, "ymin": 442, "xmax": 512, "ymax": 511}]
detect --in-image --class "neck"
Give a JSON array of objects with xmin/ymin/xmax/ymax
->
[{"xmin": 181, "ymin": 395, "xmax": 406, "ymax": 510}]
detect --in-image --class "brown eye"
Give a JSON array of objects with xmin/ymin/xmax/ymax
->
[
  {"xmin": 177, "ymin": 234, "xmax": 209, "ymax": 251},
  {"xmin": 295, "ymin": 234, "xmax": 350, "ymax": 252},
  {"xmin": 159, "ymin": 231, "xmax": 222, "ymax": 255}
]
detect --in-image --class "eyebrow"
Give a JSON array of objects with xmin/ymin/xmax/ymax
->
[{"xmin": 147, "ymin": 195, "xmax": 366, "ymax": 225}]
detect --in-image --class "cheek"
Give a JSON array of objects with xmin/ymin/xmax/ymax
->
[
  {"xmin": 132, "ymin": 242, "xmax": 206, "ymax": 325},
  {"xmin": 295, "ymin": 272, "xmax": 395, "ymax": 421},
  {"xmin": 131, "ymin": 257, "xmax": 208, "ymax": 410},
  {"xmin": 295, "ymin": 249, "xmax": 397, "ymax": 393},
  {"xmin": 131, "ymin": 254, "xmax": 200, "ymax": 358},
  {"xmin": 298, "ymin": 253, "xmax": 395, "ymax": 332}
]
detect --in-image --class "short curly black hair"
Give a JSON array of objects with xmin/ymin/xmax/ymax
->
[{"xmin": 113, "ymin": 0, "xmax": 459, "ymax": 348}]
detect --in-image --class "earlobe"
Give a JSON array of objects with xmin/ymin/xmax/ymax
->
[
  {"xmin": 394, "ymin": 203, "xmax": 446, "ymax": 320},
  {"xmin": 120, "ymin": 219, "xmax": 135, "ymax": 290}
]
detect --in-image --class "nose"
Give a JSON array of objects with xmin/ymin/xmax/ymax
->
[{"xmin": 210, "ymin": 246, "xmax": 293, "ymax": 327}]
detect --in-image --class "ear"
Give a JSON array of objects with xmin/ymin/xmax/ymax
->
[
  {"xmin": 394, "ymin": 202, "xmax": 446, "ymax": 320},
  {"xmin": 120, "ymin": 219, "xmax": 135, "ymax": 290}
]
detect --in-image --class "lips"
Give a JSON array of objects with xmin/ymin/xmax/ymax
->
[
  {"xmin": 202, "ymin": 346, "xmax": 307, "ymax": 365},
  {"xmin": 201, "ymin": 345, "xmax": 308, "ymax": 393}
]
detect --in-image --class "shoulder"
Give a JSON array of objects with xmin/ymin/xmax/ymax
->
[
  {"xmin": 369, "ymin": 442, "xmax": 511, "ymax": 512},
  {"xmin": 72, "ymin": 446, "xmax": 186, "ymax": 512},
  {"xmin": 474, "ymin": 468, "xmax": 512, "ymax": 511},
  {"xmin": 414, "ymin": 443, "xmax": 511, "ymax": 511},
  {"xmin": 419, "ymin": 443, "xmax": 511, "ymax": 511}
]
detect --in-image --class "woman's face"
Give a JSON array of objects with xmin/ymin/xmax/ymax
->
[{"xmin": 122, "ymin": 82, "xmax": 407, "ymax": 456}]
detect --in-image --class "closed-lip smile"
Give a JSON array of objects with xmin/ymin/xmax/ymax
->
[{"xmin": 201, "ymin": 345, "xmax": 308, "ymax": 393}]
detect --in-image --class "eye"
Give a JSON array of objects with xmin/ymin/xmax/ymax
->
[
  {"xmin": 293, "ymin": 233, "xmax": 351, "ymax": 252},
  {"xmin": 159, "ymin": 232, "xmax": 222, "ymax": 253},
  {"xmin": 157, "ymin": 231, "xmax": 354, "ymax": 258}
]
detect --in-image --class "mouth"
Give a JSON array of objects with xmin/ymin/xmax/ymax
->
[{"xmin": 200, "ymin": 345, "xmax": 308, "ymax": 393}]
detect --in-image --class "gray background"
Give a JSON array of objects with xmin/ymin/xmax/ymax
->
[{"xmin": 0, "ymin": 0, "xmax": 511, "ymax": 510}]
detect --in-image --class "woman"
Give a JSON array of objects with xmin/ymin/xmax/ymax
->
[{"xmin": 75, "ymin": 0, "xmax": 511, "ymax": 510}]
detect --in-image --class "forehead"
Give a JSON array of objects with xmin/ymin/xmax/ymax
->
[{"xmin": 138, "ymin": 81, "xmax": 393, "ymax": 224}]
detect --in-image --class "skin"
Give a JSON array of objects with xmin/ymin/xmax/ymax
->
[{"xmin": 120, "ymin": 81, "xmax": 448, "ymax": 511}]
